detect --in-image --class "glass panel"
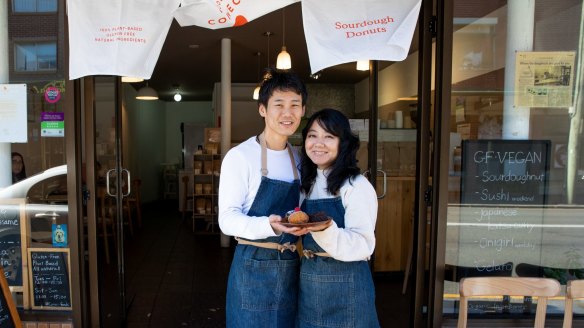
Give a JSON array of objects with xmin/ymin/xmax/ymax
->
[
  {"xmin": 37, "ymin": 43, "xmax": 57, "ymax": 70},
  {"xmin": 13, "ymin": 0, "xmax": 57, "ymax": 12},
  {"xmin": 15, "ymin": 43, "xmax": 57, "ymax": 72},
  {"xmin": 13, "ymin": 0, "xmax": 35, "ymax": 12},
  {"xmin": 15, "ymin": 44, "xmax": 36, "ymax": 71},
  {"xmin": 37, "ymin": 0, "xmax": 57, "ymax": 12},
  {"xmin": 443, "ymin": 0, "xmax": 584, "ymax": 321},
  {"xmin": 2, "ymin": 1, "xmax": 74, "ymax": 320}
]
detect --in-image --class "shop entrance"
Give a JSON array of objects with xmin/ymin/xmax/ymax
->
[{"xmin": 79, "ymin": 6, "xmax": 441, "ymax": 328}]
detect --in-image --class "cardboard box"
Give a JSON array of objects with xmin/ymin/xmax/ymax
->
[
  {"xmin": 457, "ymin": 123, "xmax": 478, "ymax": 140},
  {"xmin": 204, "ymin": 160, "xmax": 213, "ymax": 174}
]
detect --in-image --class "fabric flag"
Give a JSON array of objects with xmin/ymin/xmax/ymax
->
[
  {"xmin": 301, "ymin": 0, "xmax": 421, "ymax": 73},
  {"xmin": 174, "ymin": 0, "xmax": 298, "ymax": 29},
  {"xmin": 68, "ymin": 0, "xmax": 181, "ymax": 80}
]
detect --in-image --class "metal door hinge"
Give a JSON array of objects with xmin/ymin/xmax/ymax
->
[
  {"xmin": 424, "ymin": 186, "xmax": 433, "ymax": 206},
  {"xmin": 429, "ymin": 16, "xmax": 437, "ymax": 37}
]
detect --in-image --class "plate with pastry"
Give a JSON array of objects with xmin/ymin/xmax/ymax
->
[{"xmin": 281, "ymin": 208, "xmax": 332, "ymax": 227}]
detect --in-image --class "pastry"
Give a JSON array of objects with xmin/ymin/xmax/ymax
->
[
  {"xmin": 287, "ymin": 207, "xmax": 309, "ymax": 224},
  {"xmin": 309, "ymin": 211, "xmax": 330, "ymax": 223}
]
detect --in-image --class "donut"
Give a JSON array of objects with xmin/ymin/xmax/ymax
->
[{"xmin": 287, "ymin": 208, "xmax": 309, "ymax": 224}]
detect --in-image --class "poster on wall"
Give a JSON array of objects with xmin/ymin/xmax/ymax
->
[
  {"xmin": 514, "ymin": 51, "xmax": 575, "ymax": 108},
  {"xmin": 0, "ymin": 84, "xmax": 27, "ymax": 143},
  {"xmin": 40, "ymin": 112, "xmax": 65, "ymax": 137}
]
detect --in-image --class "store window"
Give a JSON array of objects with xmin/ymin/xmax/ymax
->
[
  {"xmin": 13, "ymin": 0, "xmax": 57, "ymax": 13},
  {"xmin": 2, "ymin": 2, "xmax": 75, "ymax": 325},
  {"xmin": 443, "ymin": 0, "xmax": 584, "ymax": 323},
  {"xmin": 15, "ymin": 42, "xmax": 57, "ymax": 72}
]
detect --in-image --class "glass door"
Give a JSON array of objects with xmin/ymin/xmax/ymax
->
[
  {"xmin": 360, "ymin": 2, "xmax": 436, "ymax": 325},
  {"xmin": 435, "ymin": 0, "xmax": 584, "ymax": 326},
  {"xmin": 83, "ymin": 76, "xmax": 130, "ymax": 326}
]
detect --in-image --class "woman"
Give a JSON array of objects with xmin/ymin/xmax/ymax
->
[
  {"xmin": 12, "ymin": 152, "xmax": 26, "ymax": 184},
  {"xmin": 298, "ymin": 108, "xmax": 379, "ymax": 328}
]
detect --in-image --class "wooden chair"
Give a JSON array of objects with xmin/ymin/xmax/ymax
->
[
  {"xmin": 563, "ymin": 279, "xmax": 584, "ymax": 328},
  {"xmin": 124, "ymin": 179, "xmax": 142, "ymax": 230},
  {"xmin": 457, "ymin": 277, "xmax": 561, "ymax": 328}
]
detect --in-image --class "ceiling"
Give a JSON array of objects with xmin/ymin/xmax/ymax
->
[{"xmin": 138, "ymin": 3, "xmax": 397, "ymax": 102}]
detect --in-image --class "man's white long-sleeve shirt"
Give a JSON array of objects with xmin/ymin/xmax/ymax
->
[{"xmin": 218, "ymin": 136, "xmax": 301, "ymax": 240}]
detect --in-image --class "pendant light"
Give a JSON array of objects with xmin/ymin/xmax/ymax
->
[
  {"xmin": 253, "ymin": 52, "xmax": 261, "ymax": 100},
  {"xmin": 136, "ymin": 81, "xmax": 159, "ymax": 100},
  {"xmin": 276, "ymin": 8, "xmax": 291, "ymax": 70},
  {"xmin": 121, "ymin": 76, "xmax": 144, "ymax": 83},
  {"xmin": 356, "ymin": 60, "xmax": 369, "ymax": 71}
]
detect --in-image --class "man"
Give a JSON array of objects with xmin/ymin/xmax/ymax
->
[{"xmin": 219, "ymin": 68, "xmax": 307, "ymax": 327}]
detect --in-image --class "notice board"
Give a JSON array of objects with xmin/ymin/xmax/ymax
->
[
  {"xmin": 456, "ymin": 140, "xmax": 551, "ymax": 287},
  {"xmin": 28, "ymin": 248, "xmax": 72, "ymax": 310},
  {"xmin": 0, "ymin": 199, "xmax": 28, "ymax": 293},
  {"xmin": 0, "ymin": 267, "xmax": 20, "ymax": 328},
  {"xmin": 460, "ymin": 140, "xmax": 550, "ymax": 205},
  {"xmin": 454, "ymin": 140, "xmax": 552, "ymax": 313}
]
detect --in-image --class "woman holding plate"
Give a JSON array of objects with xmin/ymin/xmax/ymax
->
[{"xmin": 297, "ymin": 108, "xmax": 380, "ymax": 328}]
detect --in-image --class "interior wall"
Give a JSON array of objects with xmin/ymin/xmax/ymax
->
[
  {"xmin": 124, "ymin": 86, "xmax": 166, "ymax": 203},
  {"xmin": 164, "ymin": 101, "xmax": 213, "ymax": 164}
]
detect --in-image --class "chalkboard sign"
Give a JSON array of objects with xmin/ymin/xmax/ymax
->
[
  {"xmin": 455, "ymin": 140, "xmax": 551, "ymax": 285},
  {"xmin": 0, "ymin": 200, "xmax": 28, "ymax": 293},
  {"xmin": 0, "ymin": 267, "xmax": 21, "ymax": 328},
  {"xmin": 461, "ymin": 140, "xmax": 550, "ymax": 205},
  {"xmin": 28, "ymin": 248, "xmax": 71, "ymax": 310}
]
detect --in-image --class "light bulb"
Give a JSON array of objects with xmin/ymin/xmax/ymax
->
[
  {"xmin": 276, "ymin": 47, "xmax": 292, "ymax": 70},
  {"xmin": 253, "ymin": 86, "xmax": 260, "ymax": 100},
  {"xmin": 174, "ymin": 93, "xmax": 182, "ymax": 102}
]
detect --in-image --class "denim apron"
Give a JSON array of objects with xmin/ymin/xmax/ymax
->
[
  {"xmin": 298, "ymin": 196, "xmax": 379, "ymax": 328},
  {"xmin": 226, "ymin": 134, "xmax": 300, "ymax": 328}
]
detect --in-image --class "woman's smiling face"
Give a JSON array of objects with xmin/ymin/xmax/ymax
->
[{"xmin": 304, "ymin": 120, "xmax": 340, "ymax": 170}]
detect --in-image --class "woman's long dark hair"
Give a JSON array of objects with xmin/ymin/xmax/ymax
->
[{"xmin": 300, "ymin": 108, "xmax": 361, "ymax": 195}]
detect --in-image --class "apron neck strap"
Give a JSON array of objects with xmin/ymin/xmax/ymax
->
[{"xmin": 259, "ymin": 132, "xmax": 299, "ymax": 180}]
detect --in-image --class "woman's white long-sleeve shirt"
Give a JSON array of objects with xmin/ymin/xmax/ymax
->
[
  {"xmin": 218, "ymin": 137, "xmax": 301, "ymax": 240},
  {"xmin": 307, "ymin": 169, "xmax": 378, "ymax": 262}
]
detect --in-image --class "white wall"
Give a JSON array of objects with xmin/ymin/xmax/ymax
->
[
  {"xmin": 165, "ymin": 101, "xmax": 213, "ymax": 164},
  {"xmin": 355, "ymin": 50, "xmax": 427, "ymax": 113}
]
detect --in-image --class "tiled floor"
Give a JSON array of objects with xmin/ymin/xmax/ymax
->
[{"xmin": 101, "ymin": 200, "xmax": 410, "ymax": 327}]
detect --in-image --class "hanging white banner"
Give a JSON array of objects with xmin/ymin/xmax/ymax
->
[
  {"xmin": 302, "ymin": 0, "xmax": 421, "ymax": 73},
  {"xmin": 174, "ymin": 0, "xmax": 298, "ymax": 29},
  {"xmin": 68, "ymin": 0, "xmax": 180, "ymax": 80}
]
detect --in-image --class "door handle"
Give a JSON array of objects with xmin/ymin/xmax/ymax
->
[
  {"xmin": 376, "ymin": 169, "xmax": 387, "ymax": 199},
  {"xmin": 106, "ymin": 169, "xmax": 116, "ymax": 197},
  {"xmin": 106, "ymin": 168, "xmax": 131, "ymax": 197},
  {"xmin": 122, "ymin": 169, "xmax": 131, "ymax": 198},
  {"xmin": 362, "ymin": 169, "xmax": 387, "ymax": 199}
]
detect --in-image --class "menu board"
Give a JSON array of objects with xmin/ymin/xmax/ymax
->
[
  {"xmin": 0, "ymin": 267, "xmax": 20, "ymax": 328},
  {"xmin": 0, "ymin": 199, "xmax": 28, "ymax": 291},
  {"xmin": 460, "ymin": 140, "xmax": 550, "ymax": 205},
  {"xmin": 28, "ymin": 248, "xmax": 72, "ymax": 310},
  {"xmin": 456, "ymin": 140, "xmax": 550, "ymax": 282}
]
